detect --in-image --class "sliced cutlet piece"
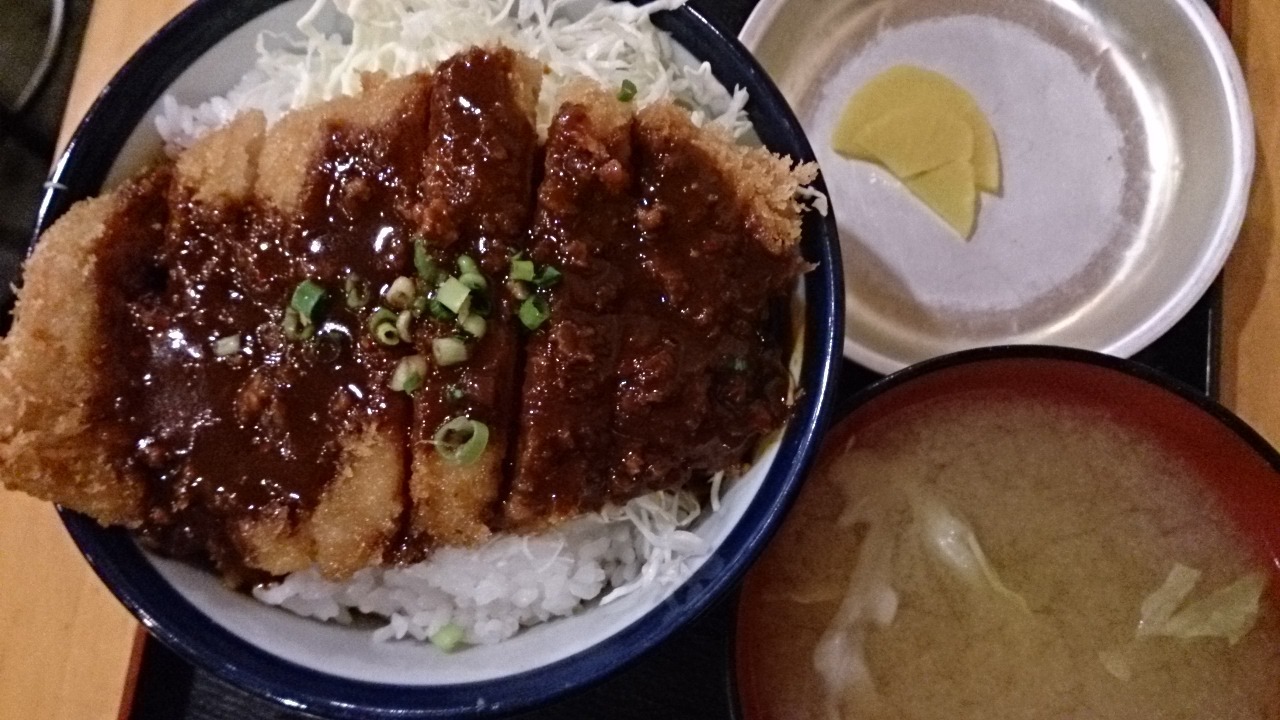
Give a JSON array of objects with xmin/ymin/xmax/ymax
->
[
  {"xmin": 0, "ymin": 167, "xmax": 173, "ymax": 526},
  {"xmin": 504, "ymin": 83, "xmax": 637, "ymax": 528},
  {"xmin": 231, "ymin": 73, "xmax": 434, "ymax": 580},
  {"xmin": 602, "ymin": 101, "xmax": 813, "ymax": 500},
  {"xmin": 175, "ymin": 110, "xmax": 266, "ymax": 204},
  {"xmin": 128, "ymin": 74, "xmax": 432, "ymax": 582},
  {"xmin": 407, "ymin": 47, "xmax": 540, "ymax": 548}
]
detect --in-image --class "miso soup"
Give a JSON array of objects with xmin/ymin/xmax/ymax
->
[{"xmin": 739, "ymin": 395, "xmax": 1280, "ymax": 720}]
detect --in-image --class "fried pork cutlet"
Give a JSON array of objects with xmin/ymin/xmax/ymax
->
[
  {"xmin": 504, "ymin": 83, "xmax": 637, "ymax": 527},
  {"xmin": 0, "ymin": 71, "xmax": 437, "ymax": 583},
  {"xmin": 505, "ymin": 85, "xmax": 814, "ymax": 528},
  {"xmin": 0, "ymin": 167, "xmax": 171, "ymax": 527},
  {"xmin": 0, "ymin": 46, "xmax": 814, "ymax": 585},
  {"xmin": 404, "ymin": 47, "xmax": 540, "ymax": 551},
  {"xmin": 198, "ymin": 73, "xmax": 434, "ymax": 580}
]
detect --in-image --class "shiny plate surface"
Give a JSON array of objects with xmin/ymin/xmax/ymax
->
[{"xmin": 741, "ymin": 0, "xmax": 1252, "ymax": 373}]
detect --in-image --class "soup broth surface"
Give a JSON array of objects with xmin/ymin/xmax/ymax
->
[{"xmin": 740, "ymin": 394, "xmax": 1280, "ymax": 720}]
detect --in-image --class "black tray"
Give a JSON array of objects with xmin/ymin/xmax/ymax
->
[{"xmin": 127, "ymin": 1, "xmax": 1222, "ymax": 717}]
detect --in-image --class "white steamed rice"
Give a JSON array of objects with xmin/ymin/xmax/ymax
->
[
  {"xmin": 253, "ymin": 490, "xmax": 710, "ymax": 645},
  {"xmin": 157, "ymin": 0, "xmax": 750, "ymax": 647}
]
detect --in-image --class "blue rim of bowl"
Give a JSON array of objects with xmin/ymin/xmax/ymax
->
[{"xmin": 38, "ymin": 1, "xmax": 843, "ymax": 717}]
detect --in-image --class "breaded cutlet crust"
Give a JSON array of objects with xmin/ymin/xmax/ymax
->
[
  {"xmin": 239, "ymin": 422, "xmax": 405, "ymax": 579},
  {"xmin": 182, "ymin": 73, "xmax": 433, "ymax": 580},
  {"xmin": 408, "ymin": 47, "xmax": 541, "ymax": 549},
  {"xmin": 256, "ymin": 72, "xmax": 435, "ymax": 214},
  {"xmin": 636, "ymin": 101, "xmax": 817, "ymax": 254},
  {"xmin": 0, "ymin": 58, "xmax": 814, "ymax": 581},
  {"xmin": 505, "ymin": 85, "xmax": 811, "ymax": 528},
  {"xmin": 505, "ymin": 82, "xmax": 636, "ymax": 528},
  {"xmin": 176, "ymin": 110, "xmax": 266, "ymax": 204},
  {"xmin": 0, "ymin": 170, "xmax": 174, "ymax": 526}
]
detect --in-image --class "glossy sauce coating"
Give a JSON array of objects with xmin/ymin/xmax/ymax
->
[
  {"xmin": 113, "ymin": 117, "xmax": 430, "ymax": 578},
  {"xmin": 86, "ymin": 57, "xmax": 799, "ymax": 581},
  {"xmin": 401, "ymin": 47, "xmax": 539, "ymax": 554},
  {"xmin": 508, "ymin": 98, "xmax": 798, "ymax": 523}
]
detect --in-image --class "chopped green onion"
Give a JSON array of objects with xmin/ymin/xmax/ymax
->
[
  {"xmin": 618, "ymin": 78, "xmax": 638, "ymax": 102},
  {"xmin": 396, "ymin": 310, "xmax": 414, "ymax": 342},
  {"xmin": 459, "ymin": 271, "xmax": 488, "ymax": 291},
  {"xmin": 432, "ymin": 336, "xmax": 469, "ymax": 366},
  {"xmin": 509, "ymin": 256, "xmax": 535, "ymax": 282},
  {"xmin": 731, "ymin": 357, "xmax": 748, "ymax": 372},
  {"xmin": 411, "ymin": 295, "xmax": 429, "ymax": 318},
  {"xmin": 519, "ymin": 295, "xmax": 551, "ymax": 330},
  {"xmin": 344, "ymin": 274, "xmax": 370, "ymax": 309},
  {"xmin": 456, "ymin": 254, "xmax": 480, "ymax": 276},
  {"xmin": 432, "ymin": 416, "xmax": 489, "ymax": 465},
  {"xmin": 212, "ymin": 334, "xmax": 241, "ymax": 357},
  {"xmin": 388, "ymin": 355, "xmax": 428, "ymax": 393},
  {"xmin": 385, "ymin": 276, "xmax": 417, "ymax": 310},
  {"xmin": 403, "ymin": 372, "xmax": 424, "ymax": 393},
  {"xmin": 282, "ymin": 308, "xmax": 314, "ymax": 341},
  {"xmin": 374, "ymin": 322, "xmax": 400, "ymax": 346},
  {"xmin": 414, "ymin": 237, "xmax": 438, "ymax": 283},
  {"xmin": 446, "ymin": 385, "xmax": 465, "ymax": 402},
  {"xmin": 534, "ymin": 265, "xmax": 562, "ymax": 287},
  {"xmin": 428, "ymin": 299, "xmax": 453, "ymax": 320},
  {"xmin": 366, "ymin": 307, "xmax": 396, "ymax": 335},
  {"xmin": 430, "ymin": 623, "xmax": 466, "ymax": 652},
  {"xmin": 460, "ymin": 314, "xmax": 487, "ymax": 339},
  {"xmin": 436, "ymin": 276, "xmax": 471, "ymax": 313},
  {"xmin": 290, "ymin": 279, "xmax": 327, "ymax": 325}
]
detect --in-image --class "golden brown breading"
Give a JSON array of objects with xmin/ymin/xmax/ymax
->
[
  {"xmin": 0, "ymin": 51, "xmax": 810, "ymax": 582},
  {"xmin": 238, "ymin": 423, "xmax": 405, "ymax": 580},
  {"xmin": 0, "ymin": 170, "xmax": 173, "ymax": 526},
  {"xmin": 504, "ymin": 82, "xmax": 635, "ymax": 529},
  {"xmin": 224, "ymin": 75, "xmax": 433, "ymax": 579},
  {"xmin": 0, "ymin": 74, "xmax": 435, "ymax": 580},
  {"xmin": 409, "ymin": 47, "xmax": 541, "ymax": 548},
  {"xmin": 256, "ymin": 73, "xmax": 434, "ymax": 213},
  {"xmin": 504, "ymin": 84, "xmax": 811, "ymax": 529},
  {"xmin": 176, "ymin": 110, "xmax": 266, "ymax": 204},
  {"xmin": 636, "ymin": 101, "xmax": 816, "ymax": 254}
]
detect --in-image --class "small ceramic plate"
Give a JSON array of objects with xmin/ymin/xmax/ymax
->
[{"xmin": 741, "ymin": 0, "xmax": 1252, "ymax": 374}]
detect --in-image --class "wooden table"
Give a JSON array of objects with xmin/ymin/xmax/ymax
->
[{"xmin": 1, "ymin": 0, "xmax": 1278, "ymax": 717}]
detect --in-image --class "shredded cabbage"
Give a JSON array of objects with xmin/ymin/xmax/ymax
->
[
  {"xmin": 812, "ymin": 487, "xmax": 899, "ymax": 716},
  {"xmin": 811, "ymin": 467, "xmax": 1033, "ymax": 713},
  {"xmin": 156, "ymin": 0, "xmax": 752, "ymax": 149},
  {"xmin": 1137, "ymin": 565, "xmax": 1268, "ymax": 645},
  {"xmin": 907, "ymin": 486, "xmax": 1030, "ymax": 613},
  {"xmin": 595, "ymin": 489, "xmax": 706, "ymax": 605},
  {"xmin": 1136, "ymin": 562, "xmax": 1201, "ymax": 636}
]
